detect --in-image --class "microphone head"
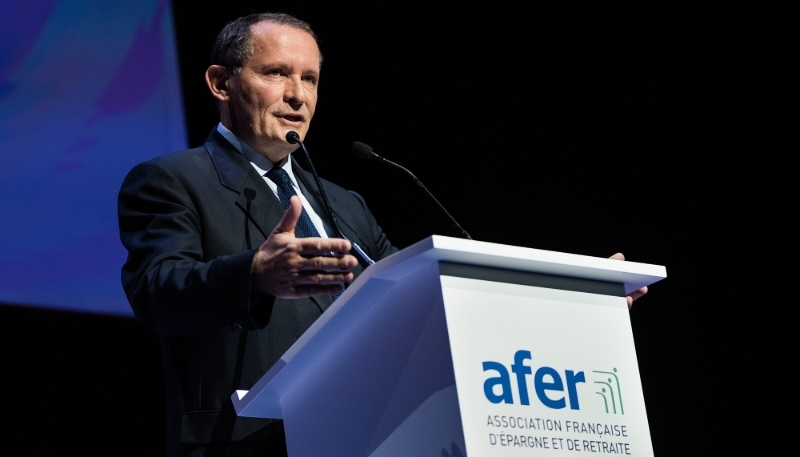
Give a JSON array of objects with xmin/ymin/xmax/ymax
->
[
  {"xmin": 286, "ymin": 131, "xmax": 301, "ymax": 144},
  {"xmin": 351, "ymin": 141, "xmax": 374, "ymax": 159}
]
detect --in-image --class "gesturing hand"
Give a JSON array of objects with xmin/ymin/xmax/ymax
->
[
  {"xmin": 251, "ymin": 196, "xmax": 358, "ymax": 298},
  {"xmin": 609, "ymin": 253, "xmax": 649, "ymax": 309}
]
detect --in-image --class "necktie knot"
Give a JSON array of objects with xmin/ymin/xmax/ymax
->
[{"xmin": 266, "ymin": 167, "xmax": 293, "ymax": 188}]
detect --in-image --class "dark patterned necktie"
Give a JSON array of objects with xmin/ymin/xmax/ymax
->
[{"xmin": 265, "ymin": 167, "xmax": 321, "ymax": 239}]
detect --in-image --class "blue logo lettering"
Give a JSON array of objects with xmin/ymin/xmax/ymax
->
[{"xmin": 482, "ymin": 350, "xmax": 587, "ymax": 410}]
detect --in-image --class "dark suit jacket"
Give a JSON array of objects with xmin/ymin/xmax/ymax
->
[{"xmin": 118, "ymin": 129, "xmax": 397, "ymax": 455}]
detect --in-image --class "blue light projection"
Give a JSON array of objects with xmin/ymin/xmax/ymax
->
[{"xmin": 0, "ymin": 0, "xmax": 187, "ymax": 315}]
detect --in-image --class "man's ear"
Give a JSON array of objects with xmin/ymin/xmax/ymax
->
[{"xmin": 205, "ymin": 65, "xmax": 231, "ymax": 102}]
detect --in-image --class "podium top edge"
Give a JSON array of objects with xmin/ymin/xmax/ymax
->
[
  {"xmin": 431, "ymin": 235, "xmax": 666, "ymax": 276},
  {"xmin": 370, "ymin": 236, "xmax": 666, "ymax": 290}
]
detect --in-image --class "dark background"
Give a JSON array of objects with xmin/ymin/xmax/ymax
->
[{"xmin": 1, "ymin": 2, "xmax": 790, "ymax": 455}]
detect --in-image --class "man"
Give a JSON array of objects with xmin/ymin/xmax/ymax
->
[{"xmin": 119, "ymin": 13, "xmax": 397, "ymax": 456}]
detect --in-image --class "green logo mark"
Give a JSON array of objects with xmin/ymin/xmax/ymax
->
[{"xmin": 593, "ymin": 368, "xmax": 624, "ymax": 415}]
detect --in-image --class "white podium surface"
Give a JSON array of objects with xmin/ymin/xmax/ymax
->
[{"xmin": 232, "ymin": 236, "xmax": 667, "ymax": 456}]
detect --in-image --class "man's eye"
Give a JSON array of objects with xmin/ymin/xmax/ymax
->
[
  {"xmin": 265, "ymin": 69, "xmax": 282, "ymax": 76},
  {"xmin": 302, "ymin": 76, "xmax": 317, "ymax": 84}
]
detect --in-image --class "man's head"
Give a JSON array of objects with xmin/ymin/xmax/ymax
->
[{"xmin": 206, "ymin": 13, "xmax": 321, "ymax": 163}]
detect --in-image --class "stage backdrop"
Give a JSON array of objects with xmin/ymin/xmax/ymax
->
[{"xmin": 0, "ymin": 0, "xmax": 186, "ymax": 315}]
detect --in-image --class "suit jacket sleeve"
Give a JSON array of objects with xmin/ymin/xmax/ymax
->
[{"xmin": 118, "ymin": 159, "xmax": 268, "ymax": 335}]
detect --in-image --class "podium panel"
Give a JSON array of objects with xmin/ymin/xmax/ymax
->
[{"xmin": 442, "ymin": 275, "xmax": 652, "ymax": 456}]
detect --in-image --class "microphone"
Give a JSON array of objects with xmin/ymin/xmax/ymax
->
[
  {"xmin": 286, "ymin": 131, "xmax": 301, "ymax": 144},
  {"xmin": 286, "ymin": 131, "xmax": 376, "ymax": 266},
  {"xmin": 351, "ymin": 141, "xmax": 472, "ymax": 240},
  {"xmin": 351, "ymin": 142, "xmax": 375, "ymax": 160}
]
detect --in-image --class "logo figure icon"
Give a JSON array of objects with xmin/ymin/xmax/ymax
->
[{"xmin": 593, "ymin": 368, "xmax": 624, "ymax": 415}]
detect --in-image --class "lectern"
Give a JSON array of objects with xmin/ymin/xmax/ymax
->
[{"xmin": 231, "ymin": 236, "xmax": 666, "ymax": 456}]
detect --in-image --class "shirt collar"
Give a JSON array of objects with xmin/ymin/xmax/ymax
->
[{"xmin": 216, "ymin": 123, "xmax": 297, "ymax": 184}]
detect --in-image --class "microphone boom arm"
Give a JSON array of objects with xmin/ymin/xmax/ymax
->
[{"xmin": 368, "ymin": 151, "xmax": 472, "ymax": 240}]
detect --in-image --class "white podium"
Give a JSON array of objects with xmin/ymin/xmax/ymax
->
[{"xmin": 232, "ymin": 236, "xmax": 666, "ymax": 456}]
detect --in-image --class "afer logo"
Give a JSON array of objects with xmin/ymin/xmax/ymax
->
[
  {"xmin": 482, "ymin": 350, "xmax": 624, "ymax": 413},
  {"xmin": 482, "ymin": 350, "xmax": 585, "ymax": 410}
]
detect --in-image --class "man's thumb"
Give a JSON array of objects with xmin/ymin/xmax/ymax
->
[{"xmin": 274, "ymin": 196, "xmax": 303, "ymax": 235}]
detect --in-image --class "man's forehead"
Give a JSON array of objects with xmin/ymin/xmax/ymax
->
[{"xmin": 249, "ymin": 21, "xmax": 319, "ymax": 56}]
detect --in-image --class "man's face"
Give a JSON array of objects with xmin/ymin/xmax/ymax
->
[{"xmin": 226, "ymin": 22, "xmax": 320, "ymax": 161}]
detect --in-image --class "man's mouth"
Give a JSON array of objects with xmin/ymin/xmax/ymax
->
[{"xmin": 278, "ymin": 113, "xmax": 304, "ymax": 122}]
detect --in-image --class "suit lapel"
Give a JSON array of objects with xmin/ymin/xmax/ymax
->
[{"xmin": 205, "ymin": 130, "xmax": 284, "ymax": 241}]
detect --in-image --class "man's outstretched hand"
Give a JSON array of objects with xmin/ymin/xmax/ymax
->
[
  {"xmin": 609, "ymin": 253, "xmax": 648, "ymax": 309},
  {"xmin": 251, "ymin": 196, "xmax": 358, "ymax": 298}
]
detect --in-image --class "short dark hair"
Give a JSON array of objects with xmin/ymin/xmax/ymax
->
[{"xmin": 210, "ymin": 12, "xmax": 321, "ymax": 74}]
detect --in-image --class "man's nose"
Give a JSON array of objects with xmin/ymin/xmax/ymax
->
[{"xmin": 284, "ymin": 76, "xmax": 306, "ymax": 108}]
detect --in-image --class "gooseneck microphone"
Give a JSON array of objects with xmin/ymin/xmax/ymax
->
[
  {"xmin": 351, "ymin": 142, "xmax": 472, "ymax": 240},
  {"xmin": 286, "ymin": 131, "xmax": 376, "ymax": 266}
]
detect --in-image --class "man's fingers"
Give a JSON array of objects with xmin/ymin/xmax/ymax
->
[
  {"xmin": 297, "ymin": 254, "xmax": 358, "ymax": 272},
  {"xmin": 630, "ymin": 286, "xmax": 648, "ymax": 301},
  {"xmin": 295, "ymin": 237, "xmax": 353, "ymax": 256},
  {"xmin": 626, "ymin": 286, "xmax": 648, "ymax": 309},
  {"xmin": 273, "ymin": 196, "xmax": 303, "ymax": 235},
  {"xmin": 609, "ymin": 252, "xmax": 625, "ymax": 261}
]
